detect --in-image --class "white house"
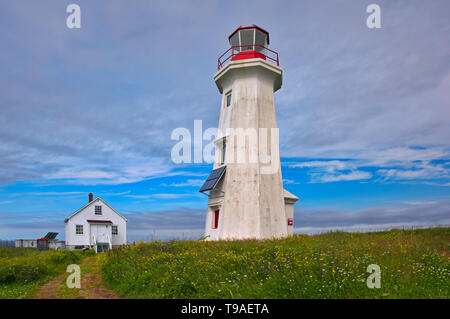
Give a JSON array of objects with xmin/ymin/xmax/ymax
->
[
  {"xmin": 65, "ymin": 193, "xmax": 127, "ymax": 252},
  {"xmin": 15, "ymin": 239, "xmax": 37, "ymax": 248}
]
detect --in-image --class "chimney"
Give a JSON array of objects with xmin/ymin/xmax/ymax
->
[{"xmin": 89, "ymin": 192, "xmax": 93, "ymax": 203}]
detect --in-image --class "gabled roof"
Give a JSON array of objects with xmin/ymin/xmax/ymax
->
[
  {"xmin": 283, "ymin": 189, "xmax": 299, "ymax": 204},
  {"xmin": 65, "ymin": 197, "xmax": 128, "ymax": 223},
  {"xmin": 283, "ymin": 189, "xmax": 299, "ymax": 200}
]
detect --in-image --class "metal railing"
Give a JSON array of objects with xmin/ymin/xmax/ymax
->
[
  {"xmin": 92, "ymin": 235, "xmax": 97, "ymax": 253},
  {"xmin": 107, "ymin": 235, "xmax": 112, "ymax": 249},
  {"xmin": 218, "ymin": 44, "xmax": 279, "ymax": 70}
]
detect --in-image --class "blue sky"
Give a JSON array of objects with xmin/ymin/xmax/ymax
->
[{"xmin": 0, "ymin": 0, "xmax": 449, "ymax": 240}]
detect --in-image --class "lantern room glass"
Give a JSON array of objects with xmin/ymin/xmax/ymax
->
[{"xmin": 229, "ymin": 28, "xmax": 268, "ymax": 53}]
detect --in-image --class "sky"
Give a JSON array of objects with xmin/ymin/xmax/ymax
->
[{"xmin": 0, "ymin": 0, "xmax": 449, "ymax": 241}]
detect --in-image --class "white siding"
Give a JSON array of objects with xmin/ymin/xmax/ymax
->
[
  {"xmin": 65, "ymin": 198, "xmax": 127, "ymax": 248},
  {"xmin": 15, "ymin": 239, "xmax": 37, "ymax": 248}
]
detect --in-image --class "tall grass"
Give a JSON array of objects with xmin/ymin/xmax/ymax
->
[
  {"xmin": 99, "ymin": 227, "xmax": 449, "ymax": 299},
  {"xmin": 0, "ymin": 248, "xmax": 93, "ymax": 298}
]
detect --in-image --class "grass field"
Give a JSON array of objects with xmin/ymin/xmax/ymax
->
[
  {"xmin": 99, "ymin": 227, "xmax": 449, "ymax": 299},
  {"xmin": 0, "ymin": 247, "xmax": 93, "ymax": 298},
  {"xmin": 0, "ymin": 227, "xmax": 448, "ymax": 299}
]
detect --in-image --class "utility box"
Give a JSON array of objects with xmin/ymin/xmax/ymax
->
[{"xmin": 36, "ymin": 238, "xmax": 49, "ymax": 251}]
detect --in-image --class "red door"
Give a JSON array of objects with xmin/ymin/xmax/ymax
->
[{"xmin": 212, "ymin": 210, "xmax": 219, "ymax": 229}]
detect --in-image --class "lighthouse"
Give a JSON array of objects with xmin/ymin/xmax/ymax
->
[{"xmin": 199, "ymin": 25, "xmax": 299, "ymax": 240}]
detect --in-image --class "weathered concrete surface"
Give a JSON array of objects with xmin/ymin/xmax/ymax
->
[
  {"xmin": 205, "ymin": 58, "xmax": 297, "ymax": 240},
  {"xmin": 284, "ymin": 189, "xmax": 299, "ymax": 236}
]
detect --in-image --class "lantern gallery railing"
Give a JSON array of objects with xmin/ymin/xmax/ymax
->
[{"xmin": 217, "ymin": 44, "xmax": 279, "ymax": 70}]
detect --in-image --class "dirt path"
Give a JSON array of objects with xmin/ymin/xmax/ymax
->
[
  {"xmin": 34, "ymin": 256, "xmax": 122, "ymax": 299},
  {"xmin": 34, "ymin": 273, "xmax": 66, "ymax": 299}
]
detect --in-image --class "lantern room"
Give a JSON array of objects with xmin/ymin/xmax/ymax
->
[
  {"xmin": 218, "ymin": 25, "xmax": 279, "ymax": 70},
  {"xmin": 229, "ymin": 25, "xmax": 269, "ymax": 52}
]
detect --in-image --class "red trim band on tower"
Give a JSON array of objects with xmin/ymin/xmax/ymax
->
[{"xmin": 217, "ymin": 44, "xmax": 279, "ymax": 70}]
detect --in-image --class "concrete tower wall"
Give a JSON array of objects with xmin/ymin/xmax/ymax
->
[{"xmin": 205, "ymin": 59, "xmax": 287, "ymax": 240}]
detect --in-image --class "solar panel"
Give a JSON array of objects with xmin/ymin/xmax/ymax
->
[
  {"xmin": 208, "ymin": 168, "xmax": 224, "ymax": 179},
  {"xmin": 199, "ymin": 166, "xmax": 226, "ymax": 192},
  {"xmin": 201, "ymin": 179, "xmax": 216, "ymax": 190},
  {"xmin": 44, "ymin": 232, "xmax": 58, "ymax": 240}
]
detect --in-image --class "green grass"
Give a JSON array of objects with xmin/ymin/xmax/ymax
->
[
  {"xmin": 0, "ymin": 279, "xmax": 48, "ymax": 299},
  {"xmin": 0, "ymin": 248, "xmax": 94, "ymax": 299},
  {"xmin": 99, "ymin": 227, "xmax": 449, "ymax": 299}
]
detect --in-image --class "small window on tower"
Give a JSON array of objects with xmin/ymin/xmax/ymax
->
[
  {"xmin": 226, "ymin": 93, "xmax": 232, "ymax": 107},
  {"xmin": 220, "ymin": 140, "xmax": 226, "ymax": 165}
]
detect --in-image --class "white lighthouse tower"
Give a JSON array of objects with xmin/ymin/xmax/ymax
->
[{"xmin": 200, "ymin": 25, "xmax": 299, "ymax": 240}]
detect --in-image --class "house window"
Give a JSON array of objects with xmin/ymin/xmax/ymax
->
[
  {"xmin": 212, "ymin": 210, "xmax": 219, "ymax": 229},
  {"xmin": 112, "ymin": 225, "xmax": 118, "ymax": 235},
  {"xmin": 226, "ymin": 93, "xmax": 232, "ymax": 107},
  {"xmin": 76, "ymin": 225, "xmax": 83, "ymax": 235},
  {"xmin": 95, "ymin": 205, "xmax": 102, "ymax": 215}
]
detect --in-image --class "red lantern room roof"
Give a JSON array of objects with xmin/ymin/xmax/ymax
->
[{"xmin": 228, "ymin": 25, "xmax": 270, "ymax": 45}]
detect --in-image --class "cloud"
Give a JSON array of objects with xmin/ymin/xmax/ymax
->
[
  {"xmin": 283, "ymin": 179, "xmax": 300, "ymax": 185},
  {"xmin": 358, "ymin": 147, "xmax": 449, "ymax": 168},
  {"xmin": 420, "ymin": 182, "xmax": 450, "ymax": 187},
  {"xmin": 313, "ymin": 170, "xmax": 372, "ymax": 183},
  {"xmin": 289, "ymin": 147, "xmax": 450, "ymax": 183},
  {"xmin": 24, "ymin": 191, "xmax": 84, "ymax": 196},
  {"xmin": 151, "ymin": 194, "xmax": 197, "ymax": 199},
  {"xmin": 291, "ymin": 160, "xmax": 354, "ymax": 170},
  {"xmin": 126, "ymin": 208, "xmax": 205, "ymax": 231},
  {"xmin": 162, "ymin": 179, "xmax": 205, "ymax": 187},
  {"xmin": 0, "ymin": 1, "xmax": 448, "ymax": 188},
  {"xmin": 97, "ymin": 190, "xmax": 132, "ymax": 196},
  {"xmin": 294, "ymin": 200, "xmax": 450, "ymax": 229},
  {"xmin": 125, "ymin": 193, "xmax": 195, "ymax": 199},
  {"xmin": 404, "ymin": 200, "xmax": 438, "ymax": 206},
  {"xmin": 377, "ymin": 163, "xmax": 450, "ymax": 181},
  {"xmin": 291, "ymin": 159, "xmax": 372, "ymax": 183},
  {"xmin": 277, "ymin": 1, "xmax": 450, "ymax": 163}
]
